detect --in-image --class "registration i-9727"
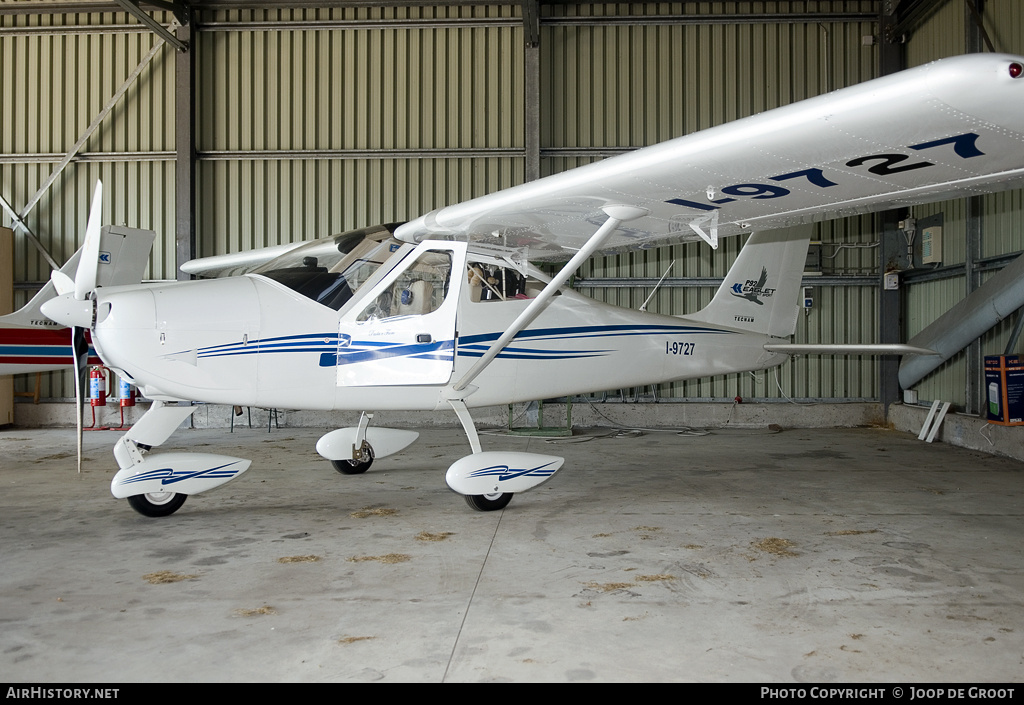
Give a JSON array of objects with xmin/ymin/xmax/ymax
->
[{"xmin": 666, "ymin": 341, "xmax": 695, "ymax": 356}]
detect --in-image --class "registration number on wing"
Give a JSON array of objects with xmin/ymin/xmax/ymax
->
[{"xmin": 665, "ymin": 132, "xmax": 984, "ymax": 213}]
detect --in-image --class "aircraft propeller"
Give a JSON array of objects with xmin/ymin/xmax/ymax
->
[{"xmin": 40, "ymin": 181, "xmax": 104, "ymax": 473}]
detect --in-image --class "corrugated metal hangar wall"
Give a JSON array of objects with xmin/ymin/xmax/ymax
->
[{"xmin": 1, "ymin": 1, "xmax": 1022, "ymax": 413}]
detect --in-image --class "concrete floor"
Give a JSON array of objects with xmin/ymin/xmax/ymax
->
[{"xmin": 1, "ymin": 423, "xmax": 1022, "ymax": 682}]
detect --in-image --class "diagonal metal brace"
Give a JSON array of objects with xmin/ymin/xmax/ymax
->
[
  {"xmin": 8, "ymin": 19, "xmax": 179, "ymax": 273},
  {"xmin": 0, "ymin": 191, "xmax": 59, "ymax": 270},
  {"xmin": 113, "ymin": 0, "xmax": 189, "ymax": 51}
]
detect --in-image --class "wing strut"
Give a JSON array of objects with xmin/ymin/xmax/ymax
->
[
  {"xmin": 764, "ymin": 344, "xmax": 938, "ymax": 356},
  {"xmin": 451, "ymin": 205, "xmax": 648, "ymax": 393}
]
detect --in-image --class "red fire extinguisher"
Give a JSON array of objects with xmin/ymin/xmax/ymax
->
[{"xmin": 89, "ymin": 366, "xmax": 107, "ymax": 407}]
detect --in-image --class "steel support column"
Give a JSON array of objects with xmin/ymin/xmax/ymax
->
[
  {"xmin": 879, "ymin": 210, "xmax": 909, "ymax": 409},
  {"xmin": 523, "ymin": 0, "xmax": 541, "ymax": 183},
  {"xmin": 175, "ymin": 18, "xmax": 195, "ymax": 280},
  {"xmin": 878, "ymin": 2, "xmax": 906, "ymax": 411},
  {"xmin": 964, "ymin": 0, "xmax": 986, "ymax": 413}
]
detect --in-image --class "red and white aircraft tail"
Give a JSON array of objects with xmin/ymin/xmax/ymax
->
[{"xmin": 0, "ymin": 226, "xmax": 155, "ymax": 375}]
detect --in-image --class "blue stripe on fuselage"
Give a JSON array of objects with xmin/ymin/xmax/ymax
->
[{"xmin": 169, "ymin": 324, "xmax": 733, "ymax": 368}]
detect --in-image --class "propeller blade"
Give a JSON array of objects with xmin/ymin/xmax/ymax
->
[
  {"xmin": 74, "ymin": 181, "xmax": 103, "ymax": 302},
  {"xmin": 72, "ymin": 326, "xmax": 90, "ymax": 474},
  {"xmin": 50, "ymin": 270, "xmax": 75, "ymax": 296}
]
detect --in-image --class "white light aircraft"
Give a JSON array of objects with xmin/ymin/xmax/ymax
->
[{"xmin": 39, "ymin": 54, "xmax": 1024, "ymax": 517}]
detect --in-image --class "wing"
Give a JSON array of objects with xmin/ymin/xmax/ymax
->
[
  {"xmin": 180, "ymin": 242, "xmax": 306, "ymax": 278},
  {"xmin": 396, "ymin": 54, "xmax": 1024, "ymax": 261}
]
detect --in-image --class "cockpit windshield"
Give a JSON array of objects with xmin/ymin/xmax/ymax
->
[{"xmin": 253, "ymin": 223, "xmax": 405, "ymax": 310}]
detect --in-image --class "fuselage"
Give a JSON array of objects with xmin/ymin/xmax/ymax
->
[{"xmin": 90, "ymin": 242, "xmax": 788, "ymax": 411}]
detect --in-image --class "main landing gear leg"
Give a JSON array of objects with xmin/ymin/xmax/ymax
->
[
  {"xmin": 315, "ymin": 413, "xmax": 419, "ymax": 473},
  {"xmin": 112, "ymin": 401, "xmax": 196, "ymax": 517},
  {"xmin": 441, "ymin": 206, "xmax": 644, "ymax": 511},
  {"xmin": 330, "ymin": 412, "xmax": 375, "ymax": 474},
  {"xmin": 447, "ymin": 400, "xmax": 514, "ymax": 511}
]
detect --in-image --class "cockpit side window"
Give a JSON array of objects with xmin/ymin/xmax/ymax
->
[
  {"xmin": 263, "ymin": 263, "xmax": 354, "ymax": 310},
  {"xmin": 466, "ymin": 261, "xmax": 552, "ymax": 303},
  {"xmin": 255, "ymin": 223, "xmax": 404, "ymax": 310},
  {"xmin": 356, "ymin": 250, "xmax": 452, "ymax": 322}
]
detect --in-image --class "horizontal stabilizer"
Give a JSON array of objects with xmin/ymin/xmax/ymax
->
[{"xmin": 766, "ymin": 344, "xmax": 938, "ymax": 356}]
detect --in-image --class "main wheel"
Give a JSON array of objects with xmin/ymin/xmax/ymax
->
[
  {"xmin": 464, "ymin": 492, "xmax": 513, "ymax": 511},
  {"xmin": 127, "ymin": 492, "xmax": 187, "ymax": 517},
  {"xmin": 331, "ymin": 457, "xmax": 373, "ymax": 474},
  {"xmin": 331, "ymin": 442, "xmax": 374, "ymax": 474}
]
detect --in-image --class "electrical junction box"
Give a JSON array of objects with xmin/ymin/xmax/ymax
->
[
  {"xmin": 921, "ymin": 226, "xmax": 942, "ymax": 264},
  {"xmin": 883, "ymin": 272, "xmax": 899, "ymax": 290},
  {"xmin": 985, "ymin": 355, "xmax": 1024, "ymax": 426},
  {"xmin": 804, "ymin": 242, "xmax": 822, "ymax": 274}
]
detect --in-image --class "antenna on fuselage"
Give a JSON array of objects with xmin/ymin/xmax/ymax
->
[{"xmin": 639, "ymin": 261, "xmax": 675, "ymax": 313}]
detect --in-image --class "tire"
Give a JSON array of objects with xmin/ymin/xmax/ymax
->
[
  {"xmin": 331, "ymin": 456, "xmax": 373, "ymax": 474},
  {"xmin": 464, "ymin": 492, "xmax": 513, "ymax": 511},
  {"xmin": 127, "ymin": 492, "xmax": 187, "ymax": 517}
]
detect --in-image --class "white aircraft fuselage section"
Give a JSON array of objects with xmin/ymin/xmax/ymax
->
[
  {"xmin": 465, "ymin": 295, "xmax": 787, "ymax": 407},
  {"xmin": 91, "ymin": 242, "xmax": 787, "ymax": 412}
]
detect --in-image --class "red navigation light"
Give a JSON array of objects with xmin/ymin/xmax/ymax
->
[{"xmin": 1010, "ymin": 62, "xmax": 1024, "ymax": 79}]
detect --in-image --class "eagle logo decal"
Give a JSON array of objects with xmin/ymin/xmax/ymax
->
[{"xmin": 730, "ymin": 267, "xmax": 776, "ymax": 305}]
